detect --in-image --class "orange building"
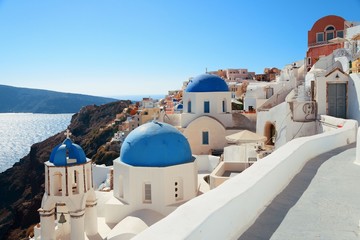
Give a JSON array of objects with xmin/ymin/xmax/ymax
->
[
  {"xmin": 306, "ymin": 15, "xmax": 346, "ymax": 71},
  {"xmin": 254, "ymin": 67, "xmax": 280, "ymax": 81}
]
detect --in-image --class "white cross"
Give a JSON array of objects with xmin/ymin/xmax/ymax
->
[{"xmin": 64, "ymin": 129, "xmax": 72, "ymax": 139}]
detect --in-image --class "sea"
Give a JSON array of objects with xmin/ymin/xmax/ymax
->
[{"xmin": 0, "ymin": 113, "xmax": 73, "ymax": 173}]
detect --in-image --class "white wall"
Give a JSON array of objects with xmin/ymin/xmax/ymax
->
[
  {"xmin": 256, "ymin": 102, "xmax": 288, "ymax": 147},
  {"xmin": 257, "ymin": 101, "xmax": 318, "ymax": 149},
  {"xmin": 334, "ymin": 55, "xmax": 351, "ymax": 72},
  {"xmin": 223, "ymin": 144, "xmax": 258, "ymax": 163},
  {"xmin": 315, "ymin": 70, "xmax": 349, "ymax": 116},
  {"xmin": 134, "ymin": 118, "xmax": 357, "ymax": 240},
  {"xmin": 244, "ymin": 80, "xmax": 293, "ymax": 111},
  {"xmin": 182, "ymin": 92, "xmax": 233, "ymax": 128},
  {"xmin": 183, "ymin": 116, "xmax": 227, "ymax": 155},
  {"xmin": 224, "ymin": 145, "xmax": 246, "ymax": 162},
  {"xmin": 348, "ymin": 73, "xmax": 360, "ymax": 122},
  {"xmin": 291, "ymin": 101, "xmax": 316, "ymax": 121},
  {"xmin": 345, "ymin": 25, "xmax": 360, "ymax": 55},
  {"xmin": 312, "ymin": 54, "xmax": 333, "ymax": 72},
  {"xmin": 111, "ymin": 160, "xmax": 198, "ymax": 223},
  {"xmin": 210, "ymin": 162, "xmax": 249, "ymax": 189},
  {"xmin": 191, "ymin": 91, "xmax": 224, "ymax": 114},
  {"xmin": 162, "ymin": 113, "xmax": 181, "ymax": 127},
  {"xmin": 243, "ymin": 84, "xmax": 266, "ymax": 111},
  {"xmin": 243, "ymin": 97, "xmax": 256, "ymax": 111},
  {"xmin": 92, "ymin": 164, "xmax": 111, "ymax": 189},
  {"xmin": 346, "ymin": 25, "xmax": 360, "ymax": 40},
  {"xmin": 195, "ymin": 155, "xmax": 220, "ymax": 173}
]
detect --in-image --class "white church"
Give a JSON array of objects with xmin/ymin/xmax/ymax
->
[
  {"xmin": 36, "ymin": 131, "xmax": 97, "ymax": 240},
  {"xmin": 181, "ymin": 73, "xmax": 239, "ymax": 155},
  {"xmin": 33, "ymin": 122, "xmax": 198, "ymax": 239}
]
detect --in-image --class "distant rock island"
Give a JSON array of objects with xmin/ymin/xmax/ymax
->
[{"xmin": 0, "ymin": 84, "xmax": 117, "ymax": 113}]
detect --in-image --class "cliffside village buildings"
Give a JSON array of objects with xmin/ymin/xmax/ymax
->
[{"xmin": 32, "ymin": 15, "xmax": 360, "ymax": 239}]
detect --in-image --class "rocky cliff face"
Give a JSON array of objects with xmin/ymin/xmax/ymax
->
[{"xmin": 0, "ymin": 100, "xmax": 130, "ymax": 239}]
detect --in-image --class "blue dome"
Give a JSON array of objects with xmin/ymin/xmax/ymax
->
[
  {"xmin": 120, "ymin": 121, "xmax": 192, "ymax": 167},
  {"xmin": 50, "ymin": 138, "xmax": 87, "ymax": 166},
  {"xmin": 185, "ymin": 74, "xmax": 229, "ymax": 92},
  {"xmin": 175, "ymin": 104, "xmax": 183, "ymax": 110}
]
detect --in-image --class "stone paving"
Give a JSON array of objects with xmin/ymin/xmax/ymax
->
[{"xmin": 239, "ymin": 143, "xmax": 360, "ymax": 240}]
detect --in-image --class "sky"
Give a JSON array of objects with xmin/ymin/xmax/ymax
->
[{"xmin": 0, "ymin": 1, "xmax": 359, "ymax": 98}]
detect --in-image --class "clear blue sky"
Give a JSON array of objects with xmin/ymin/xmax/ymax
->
[{"xmin": 0, "ymin": 1, "xmax": 359, "ymax": 97}]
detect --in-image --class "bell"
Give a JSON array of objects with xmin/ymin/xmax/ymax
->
[{"xmin": 58, "ymin": 213, "xmax": 66, "ymax": 224}]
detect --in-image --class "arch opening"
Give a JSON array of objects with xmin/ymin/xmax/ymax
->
[{"xmin": 264, "ymin": 122, "xmax": 276, "ymax": 146}]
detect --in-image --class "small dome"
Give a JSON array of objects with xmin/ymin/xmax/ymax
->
[
  {"xmin": 50, "ymin": 138, "xmax": 87, "ymax": 166},
  {"xmin": 175, "ymin": 104, "xmax": 183, "ymax": 110},
  {"xmin": 185, "ymin": 74, "xmax": 229, "ymax": 92},
  {"xmin": 120, "ymin": 121, "xmax": 192, "ymax": 167}
]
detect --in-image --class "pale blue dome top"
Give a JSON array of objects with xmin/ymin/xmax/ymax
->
[
  {"xmin": 120, "ymin": 121, "xmax": 192, "ymax": 167},
  {"xmin": 185, "ymin": 74, "xmax": 229, "ymax": 92},
  {"xmin": 49, "ymin": 138, "xmax": 87, "ymax": 166}
]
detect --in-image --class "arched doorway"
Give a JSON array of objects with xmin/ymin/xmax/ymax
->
[{"xmin": 264, "ymin": 122, "xmax": 276, "ymax": 146}]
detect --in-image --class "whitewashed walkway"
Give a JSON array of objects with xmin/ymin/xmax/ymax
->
[{"xmin": 239, "ymin": 143, "xmax": 360, "ymax": 240}]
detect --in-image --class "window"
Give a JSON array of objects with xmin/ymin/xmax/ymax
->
[
  {"xmin": 266, "ymin": 88, "xmax": 274, "ymax": 99},
  {"xmin": 204, "ymin": 101, "xmax": 210, "ymax": 113},
  {"xmin": 53, "ymin": 172, "xmax": 63, "ymax": 196},
  {"xmin": 86, "ymin": 169, "xmax": 91, "ymax": 191},
  {"xmin": 327, "ymin": 32, "xmax": 334, "ymax": 41},
  {"xmin": 202, "ymin": 131, "xmax": 209, "ymax": 145},
  {"xmin": 222, "ymin": 100, "xmax": 226, "ymax": 112},
  {"xmin": 316, "ymin": 32, "xmax": 324, "ymax": 42},
  {"xmin": 174, "ymin": 180, "xmax": 183, "ymax": 201},
  {"xmin": 187, "ymin": 101, "xmax": 191, "ymax": 113},
  {"xmin": 72, "ymin": 170, "xmax": 79, "ymax": 194},
  {"xmin": 144, "ymin": 183, "xmax": 152, "ymax": 203},
  {"xmin": 325, "ymin": 26, "xmax": 335, "ymax": 41},
  {"xmin": 337, "ymin": 30, "xmax": 344, "ymax": 38}
]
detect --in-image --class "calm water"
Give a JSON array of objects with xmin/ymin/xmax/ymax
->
[{"xmin": 0, "ymin": 113, "xmax": 73, "ymax": 173}]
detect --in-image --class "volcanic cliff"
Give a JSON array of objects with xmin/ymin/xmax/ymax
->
[{"xmin": 0, "ymin": 100, "xmax": 131, "ymax": 239}]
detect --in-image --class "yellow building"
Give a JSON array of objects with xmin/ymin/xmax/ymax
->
[{"xmin": 352, "ymin": 58, "xmax": 360, "ymax": 73}]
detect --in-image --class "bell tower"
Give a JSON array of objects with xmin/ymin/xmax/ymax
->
[{"xmin": 34, "ymin": 130, "xmax": 97, "ymax": 240}]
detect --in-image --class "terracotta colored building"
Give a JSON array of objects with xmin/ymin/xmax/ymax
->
[
  {"xmin": 306, "ymin": 15, "xmax": 346, "ymax": 71},
  {"xmin": 208, "ymin": 69, "xmax": 255, "ymax": 82},
  {"xmin": 255, "ymin": 67, "xmax": 280, "ymax": 81}
]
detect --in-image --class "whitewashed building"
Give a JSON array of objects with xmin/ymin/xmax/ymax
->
[
  {"xmin": 34, "ymin": 134, "xmax": 97, "ymax": 240},
  {"xmin": 181, "ymin": 74, "xmax": 234, "ymax": 155},
  {"xmin": 34, "ymin": 122, "xmax": 198, "ymax": 239}
]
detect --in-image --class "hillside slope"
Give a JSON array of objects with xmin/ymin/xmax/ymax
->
[
  {"xmin": 0, "ymin": 100, "xmax": 131, "ymax": 239},
  {"xmin": 0, "ymin": 84, "xmax": 117, "ymax": 113}
]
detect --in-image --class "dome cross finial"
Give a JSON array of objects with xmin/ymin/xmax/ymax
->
[{"xmin": 64, "ymin": 129, "xmax": 72, "ymax": 139}]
